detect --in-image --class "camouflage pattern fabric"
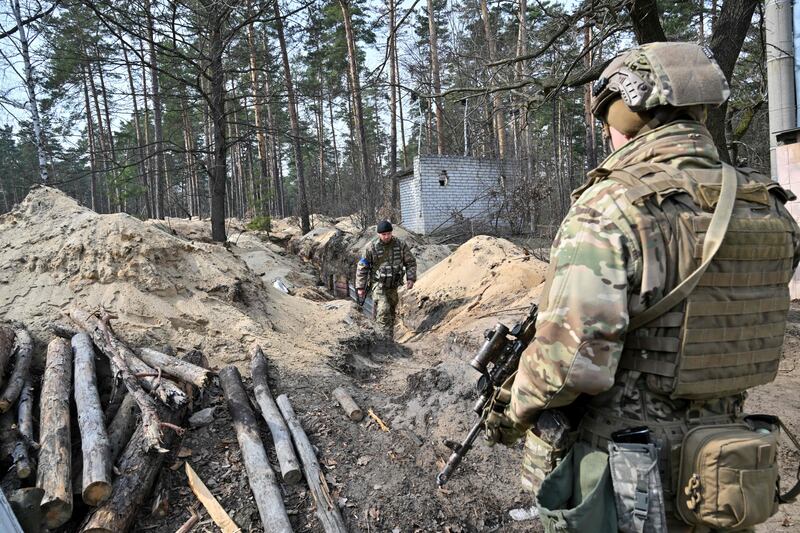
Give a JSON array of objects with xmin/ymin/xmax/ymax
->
[
  {"xmin": 355, "ymin": 236, "xmax": 417, "ymax": 290},
  {"xmin": 508, "ymin": 120, "xmax": 800, "ymax": 427},
  {"xmin": 607, "ymin": 442, "xmax": 667, "ymax": 533},
  {"xmin": 373, "ymin": 285, "xmax": 399, "ymax": 338}
]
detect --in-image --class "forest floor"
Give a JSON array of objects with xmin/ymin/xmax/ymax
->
[{"xmin": 1, "ymin": 186, "xmax": 798, "ymax": 532}]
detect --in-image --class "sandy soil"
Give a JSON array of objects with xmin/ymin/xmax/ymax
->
[{"xmin": 1, "ymin": 187, "xmax": 798, "ymax": 532}]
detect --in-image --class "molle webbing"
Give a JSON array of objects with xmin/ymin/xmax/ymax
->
[{"xmin": 615, "ymin": 163, "xmax": 795, "ymax": 400}]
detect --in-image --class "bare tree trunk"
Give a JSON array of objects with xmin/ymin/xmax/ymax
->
[
  {"xmin": 10, "ymin": 0, "xmax": 48, "ymax": 183},
  {"xmin": 328, "ymin": 96, "xmax": 343, "ymax": 209},
  {"xmin": 262, "ymin": 39, "xmax": 285, "ymax": 217},
  {"xmin": 583, "ymin": 21, "xmax": 596, "ymax": 169},
  {"xmin": 0, "ymin": 326, "xmax": 33, "ymax": 413},
  {"xmin": 479, "ymin": 0, "xmax": 506, "ymax": 158},
  {"xmin": 96, "ymin": 55, "xmax": 121, "ymax": 212},
  {"xmin": 247, "ymin": 19, "xmax": 270, "ymax": 217},
  {"xmin": 87, "ymin": 59, "xmax": 110, "ymax": 213},
  {"xmin": 396, "ymin": 43, "xmax": 408, "ymax": 168},
  {"xmin": 388, "ymin": 0, "xmax": 399, "ymax": 207},
  {"xmin": 515, "ymin": 0, "xmax": 528, "ymax": 164},
  {"xmin": 140, "ymin": 40, "xmax": 155, "ymax": 218},
  {"xmin": 274, "ymin": 0, "xmax": 310, "ymax": 234},
  {"xmin": 145, "ymin": 0, "xmax": 166, "ymax": 219},
  {"xmin": 339, "ymin": 0, "xmax": 374, "ymax": 223},
  {"xmin": 122, "ymin": 45, "xmax": 150, "ymax": 218},
  {"xmin": 81, "ymin": 66, "xmax": 99, "ymax": 212},
  {"xmin": 428, "ymin": 0, "xmax": 445, "ymax": 155},
  {"xmin": 208, "ymin": 3, "xmax": 229, "ymax": 242}
]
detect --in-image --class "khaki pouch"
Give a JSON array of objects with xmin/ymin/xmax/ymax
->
[
  {"xmin": 521, "ymin": 430, "xmax": 571, "ymax": 492},
  {"xmin": 676, "ymin": 423, "xmax": 779, "ymax": 530}
]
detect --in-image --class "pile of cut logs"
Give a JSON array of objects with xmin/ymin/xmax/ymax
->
[
  {"xmin": 1, "ymin": 308, "xmax": 360, "ymax": 533},
  {"xmin": 0, "ymin": 308, "xmax": 209, "ymax": 532}
]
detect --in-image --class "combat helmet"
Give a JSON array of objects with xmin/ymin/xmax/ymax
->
[{"xmin": 591, "ymin": 42, "xmax": 730, "ymax": 121}]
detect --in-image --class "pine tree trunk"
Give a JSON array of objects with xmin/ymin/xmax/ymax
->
[
  {"xmin": 82, "ymin": 66, "xmax": 99, "ymax": 212},
  {"xmin": 247, "ymin": 22, "xmax": 271, "ymax": 218},
  {"xmin": 339, "ymin": 0, "xmax": 374, "ymax": 224},
  {"xmin": 479, "ymin": 0, "xmax": 506, "ymax": 158},
  {"xmin": 11, "ymin": 0, "xmax": 48, "ymax": 184},
  {"xmin": 208, "ymin": 6, "xmax": 228, "ymax": 242},
  {"xmin": 274, "ymin": 0, "xmax": 310, "ymax": 233},
  {"xmin": 146, "ymin": 0, "xmax": 167, "ymax": 218},
  {"xmin": 388, "ymin": 0, "xmax": 399, "ymax": 207},
  {"xmin": 428, "ymin": 0, "xmax": 445, "ymax": 155},
  {"xmin": 122, "ymin": 45, "xmax": 150, "ymax": 218}
]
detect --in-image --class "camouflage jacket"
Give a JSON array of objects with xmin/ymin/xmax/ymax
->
[
  {"xmin": 355, "ymin": 237, "xmax": 417, "ymax": 290},
  {"xmin": 509, "ymin": 121, "xmax": 800, "ymax": 425}
]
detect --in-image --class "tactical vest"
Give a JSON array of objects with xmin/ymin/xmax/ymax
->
[
  {"xmin": 371, "ymin": 238, "xmax": 406, "ymax": 289},
  {"xmin": 609, "ymin": 162, "xmax": 797, "ymax": 400}
]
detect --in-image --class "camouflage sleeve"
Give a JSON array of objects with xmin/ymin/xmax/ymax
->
[
  {"xmin": 355, "ymin": 246, "xmax": 373, "ymax": 290},
  {"xmin": 509, "ymin": 180, "xmax": 643, "ymax": 425},
  {"xmin": 403, "ymin": 241, "xmax": 417, "ymax": 281}
]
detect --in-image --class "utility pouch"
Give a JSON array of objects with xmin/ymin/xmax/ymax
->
[
  {"xmin": 676, "ymin": 422, "xmax": 779, "ymax": 530},
  {"xmin": 376, "ymin": 264, "xmax": 396, "ymax": 288},
  {"xmin": 608, "ymin": 442, "xmax": 667, "ymax": 533},
  {"xmin": 522, "ymin": 431, "xmax": 572, "ymax": 492},
  {"xmin": 536, "ymin": 442, "xmax": 617, "ymax": 533}
]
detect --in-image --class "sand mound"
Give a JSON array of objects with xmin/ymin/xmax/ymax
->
[
  {"xmin": 397, "ymin": 235, "xmax": 548, "ymax": 341},
  {"xmin": 0, "ymin": 187, "xmax": 356, "ymax": 368}
]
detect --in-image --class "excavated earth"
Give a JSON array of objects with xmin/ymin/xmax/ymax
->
[{"xmin": 0, "ymin": 187, "xmax": 798, "ymax": 532}]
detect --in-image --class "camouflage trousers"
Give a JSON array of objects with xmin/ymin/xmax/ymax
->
[{"xmin": 373, "ymin": 286, "xmax": 399, "ymax": 338}]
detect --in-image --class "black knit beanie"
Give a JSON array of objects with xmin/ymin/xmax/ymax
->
[{"xmin": 377, "ymin": 220, "xmax": 393, "ymax": 233}]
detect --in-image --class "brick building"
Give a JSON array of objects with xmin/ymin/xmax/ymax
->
[{"xmin": 398, "ymin": 155, "xmax": 521, "ymax": 235}]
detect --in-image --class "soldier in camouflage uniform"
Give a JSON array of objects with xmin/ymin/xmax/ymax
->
[
  {"xmin": 355, "ymin": 220, "xmax": 417, "ymax": 339},
  {"xmin": 485, "ymin": 42, "xmax": 800, "ymax": 532}
]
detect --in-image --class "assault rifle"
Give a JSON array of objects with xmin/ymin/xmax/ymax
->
[{"xmin": 437, "ymin": 303, "xmax": 539, "ymax": 487}]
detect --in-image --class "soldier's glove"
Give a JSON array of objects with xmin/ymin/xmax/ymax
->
[{"xmin": 484, "ymin": 387, "xmax": 527, "ymax": 446}]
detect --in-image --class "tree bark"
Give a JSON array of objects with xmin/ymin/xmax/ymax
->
[
  {"xmin": 629, "ymin": 0, "xmax": 667, "ymax": 43},
  {"xmin": 122, "ymin": 45, "xmax": 150, "ymax": 218},
  {"xmin": 145, "ymin": 0, "xmax": 166, "ymax": 218},
  {"xmin": 332, "ymin": 387, "xmax": 363, "ymax": 421},
  {"xmin": 137, "ymin": 348, "xmax": 209, "ymax": 388},
  {"xmin": 72, "ymin": 333, "xmax": 112, "ymax": 506},
  {"xmin": 107, "ymin": 393, "xmax": 138, "ymax": 465},
  {"xmin": 0, "ymin": 326, "xmax": 33, "ymax": 413},
  {"xmin": 428, "ymin": 0, "xmax": 445, "ymax": 155},
  {"xmin": 479, "ymin": 0, "xmax": 506, "ymax": 158},
  {"xmin": 81, "ymin": 64, "xmax": 100, "ymax": 212},
  {"xmin": 208, "ymin": 2, "xmax": 228, "ymax": 242},
  {"xmin": 0, "ymin": 326, "xmax": 14, "ymax": 390},
  {"xmin": 276, "ymin": 394, "xmax": 347, "ymax": 533},
  {"xmin": 339, "ymin": 0, "xmax": 374, "ymax": 223},
  {"xmin": 247, "ymin": 16, "xmax": 271, "ymax": 217},
  {"xmin": 274, "ymin": 0, "xmax": 310, "ymax": 234},
  {"xmin": 16, "ymin": 377, "xmax": 34, "ymax": 466},
  {"xmin": 37, "ymin": 338, "xmax": 72, "ymax": 528},
  {"xmin": 250, "ymin": 347, "xmax": 302, "ymax": 484},
  {"xmin": 79, "ymin": 404, "xmax": 185, "ymax": 533},
  {"xmin": 388, "ymin": 0, "xmax": 399, "ymax": 208},
  {"xmin": 707, "ymin": 0, "xmax": 758, "ymax": 163},
  {"xmin": 218, "ymin": 366, "xmax": 293, "ymax": 533},
  {"xmin": 67, "ymin": 309, "xmax": 166, "ymax": 453},
  {"xmin": 10, "ymin": 0, "xmax": 48, "ymax": 183}
]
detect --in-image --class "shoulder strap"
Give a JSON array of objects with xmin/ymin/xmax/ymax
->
[{"xmin": 628, "ymin": 163, "xmax": 738, "ymax": 331}]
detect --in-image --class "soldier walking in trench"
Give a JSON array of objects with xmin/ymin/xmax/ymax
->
[
  {"xmin": 355, "ymin": 220, "xmax": 417, "ymax": 339},
  {"xmin": 484, "ymin": 42, "xmax": 800, "ymax": 532}
]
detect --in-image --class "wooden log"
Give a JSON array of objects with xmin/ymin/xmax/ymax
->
[
  {"xmin": 138, "ymin": 347, "xmax": 209, "ymax": 388},
  {"xmin": 0, "ymin": 409, "xmax": 31, "ymax": 480},
  {"xmin": 79, "ymin": 405, "xmax": 186, "ymax": 533},
  {"xmin": 72, "ymin": 333, "xmax": 112, "ymax": 506},
  {"xmin": 250, "ymin": 347, "xmax": 302, "ymax": 484},
  {"xmin": 218, "ymin": 366, "xmax": 293, "ymax": 533},
  {"xmin": 36, "ymin": 337, "xmax": 73, "ymax": 528},
  {"xmin": 0, "ymin": 326, "xmax": 33, "ymax": 413},
  {"xmin": 332, "ymin": 387, "xmax": 363, "ymax": 422},
  {"xmin": 9, "ymin": 378, "xmax": 34, "ymax": 479},
  {"xmin": 185, "ymin": 463, "xmax": 239, "ymax": 533},
  {"xmin": 67, "ymin": 309, "xmax": 165, "ymax": 453},
  {"xmin": 276, "ymin": 394, "xmax": 347, "ymax": 533},
  {"xmin": 0, "ymin": 325, "xmax": 15, "ymax": 390},
  {"xmin": 123, "ymin": 354, "xmax": 188, "ymax": 409},
  {"xmin": 48, "ymin": 321, "xmax": 79, "ymax": 340},
  {"xmin": 107, "ymin": 393, "xmax": 138, "ymax": 465}
]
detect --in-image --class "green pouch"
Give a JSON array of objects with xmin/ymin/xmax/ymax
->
[{"xmin": 535, "ymin": 442, "xmax": 618, "ymax": 533}]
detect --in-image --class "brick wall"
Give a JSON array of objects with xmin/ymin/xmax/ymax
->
[
  {"xmin": 776, "ymin": 142, "xmax": 800, "ymax": 298},
  {"xmin": 399, "ymin": 155, "xmax": 521, "ymax": 234}
]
